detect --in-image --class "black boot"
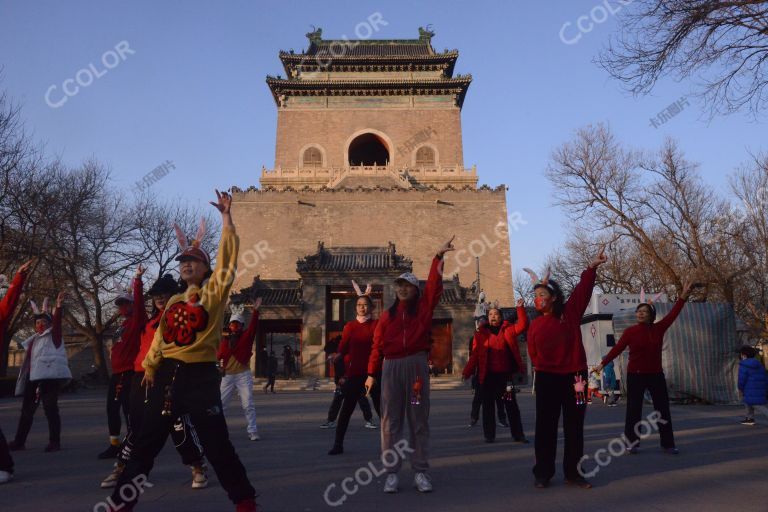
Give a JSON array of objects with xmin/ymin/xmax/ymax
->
[
  {"xmin": 97, "ymin": 444, "xmax": 120, "ymax": 459},
  {"xmin": 328, "ymin": 444, "xmax": 343, "ymax": 455}
]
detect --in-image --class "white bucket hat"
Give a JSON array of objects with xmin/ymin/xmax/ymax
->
[{"xmin": 394, "ymin": 272, "xmax": 419, "ymax": 288}]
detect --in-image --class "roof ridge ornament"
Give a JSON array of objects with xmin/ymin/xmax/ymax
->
[
  {"xmin": 418, "ymin": 25, "xmax": 435, "ymax": 43},
  {"xmin": 306, "ymin": 26, "xmax": 322, "ymax": 45}
]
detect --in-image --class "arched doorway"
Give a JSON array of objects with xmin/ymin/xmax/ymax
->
[{"xmin": 348, "ymin": 133, "xmax": 389, "ymax": 166}]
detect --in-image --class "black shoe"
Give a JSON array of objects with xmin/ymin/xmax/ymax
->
[
  {"xmin": 565, "ymin": 477, "xmax": 593, "ymax": 489},
  {"xmin": 466, "ymin": 418, "xmax": 478, "ymax": 428},
  {"xmin": 97, "ymin": 444, "xmax": 120, "ymax": 459},
  {"xmin": 740, "ymin": 418, "xmax": 756, "ymax": 426},
  {"xmin": 514, "ymin": 437, "xmax": 530, "ymax": 444},
  {"xmin": 484, "ymin": 437, "xmax": 495, "ymax": 443},
  {"xmin": 7, "ymin": 440, "xmax": 25, "ymax": 451},
  {"xmin": 628, "ymin": 446, "xmax": 639, "ymax": 455},
  {"xmin": 328, "ymin": 445, "xmax": 343, "ymax": 455},
  {"xmin": 44, "ymin": 442, "xmax": 61, "ymax": 452},
  {"xmin": 534, "ymin": 479, "xmax": 549, "ymax": 489}
]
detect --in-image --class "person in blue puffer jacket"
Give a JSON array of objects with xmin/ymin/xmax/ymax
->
[{"xmin": 738, "ymin": 346, "xmax": 768, "ymax": 426}]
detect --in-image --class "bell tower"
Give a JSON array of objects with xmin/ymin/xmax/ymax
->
[{"xmin": 262, "ymin": 27, "xmax": 477, "ymax": 190}]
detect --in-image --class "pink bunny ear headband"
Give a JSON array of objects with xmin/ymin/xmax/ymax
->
[
  {"xmin": 173, "ymin": 218, "xmax": 210, "ymax": 266},
  {"xmin": 523, "ymin": 267, "xmax": 553, "ymax": 291},
  {"xmin": 351, "ymin": 280, "xmax": 372, "ymax": 297},
  {"xmin": 30, "ymin": 298, "xmax": 52, "ymax": 320},
  {"xmin": 639, "ymin": 287, "xmax": 664, "ymax": 310}
]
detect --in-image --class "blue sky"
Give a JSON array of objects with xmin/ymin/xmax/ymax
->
[{"xmin": 1, "ymin": 0, "xmax": 765, "ymax": 274}]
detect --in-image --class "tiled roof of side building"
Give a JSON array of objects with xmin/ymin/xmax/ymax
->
[{"xmin": 297, "ymin": 243, "xmax": 413, "ymax": 273}]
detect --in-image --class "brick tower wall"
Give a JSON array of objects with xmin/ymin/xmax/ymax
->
[
  {"xmin": 274, "ymin": 105, "xmax": 464, "ymax": 169},
  {"xmin": 231, "ymin": 187, "xmax": 514, "ymax": 306}
]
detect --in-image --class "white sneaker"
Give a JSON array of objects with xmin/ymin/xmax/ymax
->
[
  {"xmin": 0, "ymin": 470, "xmax": 13, "ymax": 484},
  {"xmin": 383, "ymin": 473, "xmax": 398, "ymax": 493},
  {"xmin": 100, "ymin": 463, "xmax": 124, "ymax": 488},
  {"xmin": 249, "ymin": 432, "xmax": 261, "ymax": 441},
  {"xmin": 191, "ymin": 465, "xmax": 208, "ymax": 489},
  {"xmin": 319, "ymin": 421, "xmax": 336, "ymax": 429},
  {"xmin": 414, "ymin": 472, "xmax": 433, "ymax": 492},
  {"xmin": 364, "ymin": 421, "xmax": 378, "ymax": 429}
]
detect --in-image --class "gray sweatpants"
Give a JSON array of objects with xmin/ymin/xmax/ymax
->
[
  {"xmin": 380, "ymin": 352, "xmax": 430, "ymax": 474},
  {"xmin": 745, "ymin": 404, "xmax": 768, "ymax": 420}
]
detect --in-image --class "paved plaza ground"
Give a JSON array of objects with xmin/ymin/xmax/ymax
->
[{"xmin": 0, "ymin": 382, "xmax": 764, "ymax": 512}]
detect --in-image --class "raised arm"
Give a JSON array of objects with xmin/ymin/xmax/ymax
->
[
  {"xmin": 0, "ymin": 260, "xmax": 32, "ymax": 323},
  {"xmin": 420, "ymin": 256, "xmax": 445, "ymax": 315},
  {"xmin": 504, "ymin": 301, "xmax": 529, "ymax": 339},
  {"xmin": 420, "ymin": 236, "xmax": 454, "ymax": 315},
  {"xmin": 52, "ymin": 291, "xmax": 66, "ymax": 348},
  {"xmin": 656, "ymin": 278, "xmax": 693, "ymax": 333},
  {"xmin": 565, "ymin": 245, "xmax": 607, "ymax": 322},
  {"xmin": 207, "ymin": 190, "xmax": 240, "ymax": 301},
  {"xmin": 241, "ymin": 298, "xmax": 262, "ymax": 344},
  {"xmin": 132, "ymin": 265, "xmax": 148, "ymax": 325}
]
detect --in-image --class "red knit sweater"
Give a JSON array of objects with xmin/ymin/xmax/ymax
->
[
  {"xmin": 527, "ymin": 267, "xmax": 596, "ymax": 374},
  {"xmin": 217, "ymin": 311, "xmax": 259, "ymax": 367},
  {"xmin": 601, "ymin": 299, "xmax": 686, "ymax": 374},
  {"xmin": 111, "ymin": 278, "xmax": 146, "ymax": 374},
  {"xmin": 463, "ymin": 306, "xmax": 528, "ymax": 384},
  {"xmin": 338, "ymin": 318, "xmax": 377, "ymax": 378},
  {"xmin": 367, "ymin": 256, "xmax": 444, "ymax": 375}
]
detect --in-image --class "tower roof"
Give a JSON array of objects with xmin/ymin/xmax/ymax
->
[{"xmin": 277, "ymin": 26, "xmax": 460, "ymax": 77}]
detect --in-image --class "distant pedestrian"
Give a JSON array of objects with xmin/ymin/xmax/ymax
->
[
  {"xmin": 264, "ymin": 351, "xmax": 278, "ymax": 393},
  {"xmin": 738, "ymin": 345, "xmax": 768, "ymax": 426}
]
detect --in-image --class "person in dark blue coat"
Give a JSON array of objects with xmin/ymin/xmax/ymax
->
[{"xmin": 738, "ymin": 346, "xmax": 768, "ymax": 426}]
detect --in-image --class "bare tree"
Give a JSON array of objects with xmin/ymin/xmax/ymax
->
[
  {"xmin": 598, "ymin": 0, "xmax": 768, "ymax": 117},
  {"xmin": 546, "ymin": 123, "xmax": 741, "ymax": 302},
  {"xmin": 729, "ymin": 153, "xmax": 768, "ymax": 337},
  {"xmin": 132, "ymin": 193, "xmax": 218, "ymax": 279}
]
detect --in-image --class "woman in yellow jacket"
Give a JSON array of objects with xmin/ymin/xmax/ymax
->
[{"xmin": 108, "ymin": 190, "xmax": 257, "ymax": 512}]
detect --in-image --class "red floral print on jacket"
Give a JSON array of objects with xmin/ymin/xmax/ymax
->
[{"xmin": 163, "ymin": 294, "xmax": 209, "ymax": 347}]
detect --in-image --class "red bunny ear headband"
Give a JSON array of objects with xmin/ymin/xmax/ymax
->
[
  {"xmin": 351, "ymin": 280, "xmax": 372, "ymax": 297},
  {"xmin": 173, "ymin": 218, "xmax": 210, "ymax": 267},
  {"xmin": 523, "ymin": 267, "xmax": 553, "ymax": 291}
]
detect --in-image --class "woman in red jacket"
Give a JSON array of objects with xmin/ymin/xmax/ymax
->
[
  {"xmin": 328, "ymin": 283, "xmax": 379, "ymax": 455},
  {"xmin": 594, "ymin": 278, "xmax": 693, "ymax": 455},
  {"xmin": 0, "ymin": 260, "xmax": 32, "ymax": 483},
  {"xmin": 365, "ymin": 236, "xmax": 454, "ymax": 494},
  {"xmin": 526, "ymin": 246, "xmax": 607, "ymax": 490},
  {"xmin": 98, "ymin": 266, "xmax": 146, "ymax": 459},
  {"xmin": 463, "ymin": 299, "xmax": 528, "ymax": 443}
]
